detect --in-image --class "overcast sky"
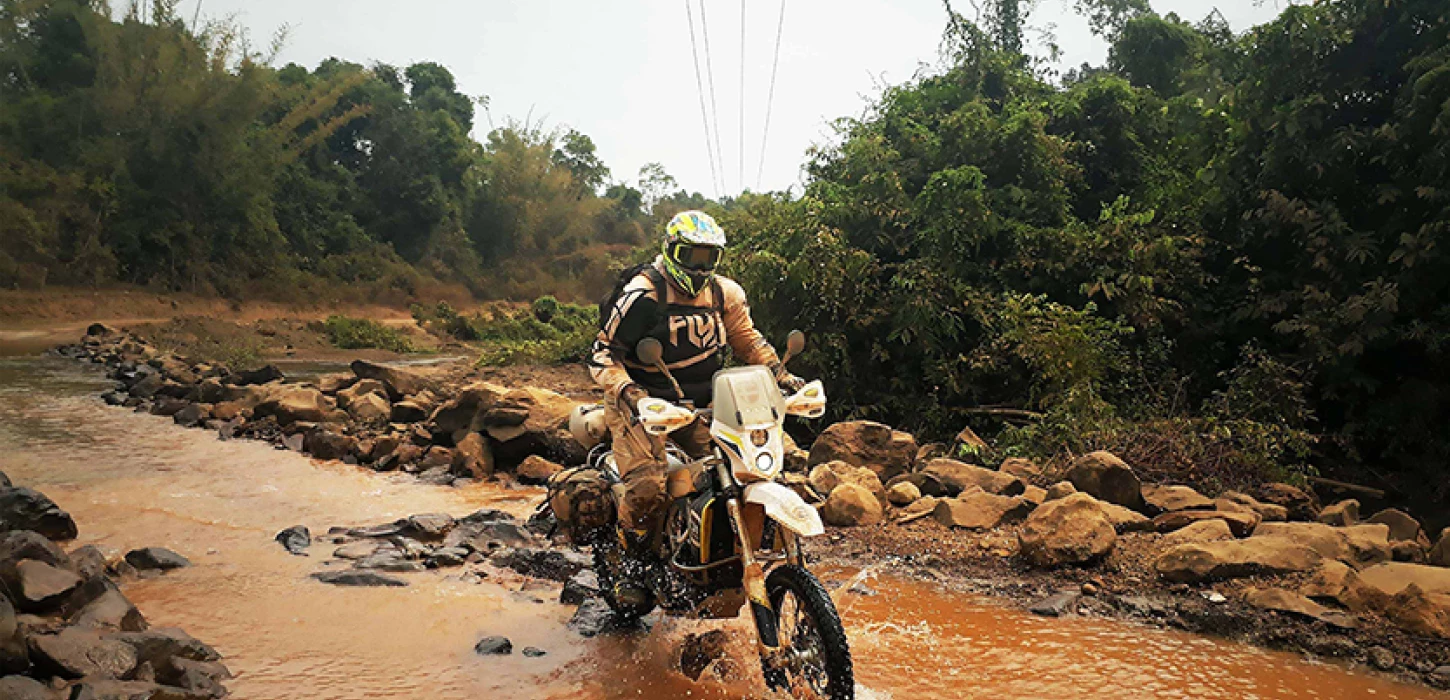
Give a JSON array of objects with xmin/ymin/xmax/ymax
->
[{"xmin": 190, "ymin": 0, "xmax": 1284, "ymax": 198}]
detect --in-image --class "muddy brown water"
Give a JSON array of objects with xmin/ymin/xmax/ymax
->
[{"xmin": 0, "ymin": 350, "xmax": 1443, "ymax": 700}]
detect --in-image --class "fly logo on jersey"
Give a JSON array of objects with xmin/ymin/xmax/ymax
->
[{"xmin": 669, "ymin": 314, "xmax": 721, "ymax": 350}]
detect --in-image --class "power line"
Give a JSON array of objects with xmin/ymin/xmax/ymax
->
[
  {"xmin": 684, "ymin": 0, "xmax": 723, "ymax": 199},
  {"xmin": 698, "ymin": 1, "xmax": 728, "ymax": 196},
  {"xmin": 738, "ymin": 0, "xmax": 747, "ymax": 193},
  {"xmin": 756, "ymin": 0, "xmax": 786, "ymax": 191}
]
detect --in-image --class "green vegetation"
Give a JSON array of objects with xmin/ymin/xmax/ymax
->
[
  {"xmin": 412, "ymin": 298, "xmax": 597, "ymax": 366},
  {"xmin": 0, "ymin": 0, "xmax": 705, "ymax": 301},
  {"xmin": 319, "ymin": 316, "xmax": 415, "ymax": 353},
  {"xmin": 717, "ymin": 0, "xmax": 1450, "ymax": 496}
]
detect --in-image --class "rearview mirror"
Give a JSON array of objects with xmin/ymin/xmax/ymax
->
[
  {"xmin": 636, "ymin": 337, "xmax": 664, "ymax": 367},
  {"xmin": 786, "ymin": 330, "xmax": 806, "ymax": 356}
]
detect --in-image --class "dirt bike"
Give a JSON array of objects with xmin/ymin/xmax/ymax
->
[{"xmin": 562, "ymin": 331, "xmax": 854, "ymax": 699}]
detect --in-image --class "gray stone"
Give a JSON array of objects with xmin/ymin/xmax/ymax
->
[
  {"xmin": 0, "ymin": 488, "xmax": 78, "ymax": 541},
  {"xmin": 1028, "ymin": 590, "xmax": 1081, "ymax": 617},
  {"xmin": 15, "ymin": 559, "xmax": 82, "ymax": 609},
  {"xmin": 473, "ymin": 636, "xmax": 512, "ymax": 655},
  {"xmin": 491, "ymin": 548, "xmax": 590, "ymax": 582},
  {"xmin": 274, "ymin": 526, "xmax": 311, "ymax": 556},
  {"xmin": 124, "ymin": 548, "xmax": 190, "ymax": 572},
  {"xmin": 561, "ymin": 570, "xmax": 601, "ymax": 605},
  {"xmin": 0, "ymin": 676, "xmax": 52, "ymax": 700},
  {"xmin": 1367, "ymin": 646, "xmax": 1395, "ymax": 671},
  {"xmin": 310, "ymin": 571, "xmax": 407, "ymax": 587},
  {"xmin": 27, "ymin": 627, "xmax": 138, "ymax": 679}
]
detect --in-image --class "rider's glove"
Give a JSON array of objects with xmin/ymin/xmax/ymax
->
[
  {"xmin": 618, "ymin": 383, "xmax": 650, "ymax": 415},
  {"xmin": 778, "ymin": 373, "xmax": 807, "ymax": 393}
]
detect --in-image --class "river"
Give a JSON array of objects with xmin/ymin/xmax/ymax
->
[{"xmin": 0, "ymin": 349, "xmax": 1442, "ymax": 699}]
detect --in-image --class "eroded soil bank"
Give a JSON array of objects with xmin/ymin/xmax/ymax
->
[{"xmin": 3, "ymin": 334, "xmax": 1448, "ymax": 697}]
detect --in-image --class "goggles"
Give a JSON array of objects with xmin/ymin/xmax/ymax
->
[{"xmin": 670, "ymin": 242, "xmax": 723, "ymax": 271}]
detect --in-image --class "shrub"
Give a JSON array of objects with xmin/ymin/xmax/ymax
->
[{"xmin": 320, "ymin": 316, "xmax": 416, "ymax": 353}]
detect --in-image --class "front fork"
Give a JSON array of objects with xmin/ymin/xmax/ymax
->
[{"xmin": 718, "ymin": 463, "xmax": 790, "ymax": 660}]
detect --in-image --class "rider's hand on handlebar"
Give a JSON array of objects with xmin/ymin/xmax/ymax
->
[
  {"xmin": 619, "ymin": 383, "xmax": 650, "ymax": 416},
  {"xmin": 778, "ymin": 373, "xmax": 807, "ymax": 393}
]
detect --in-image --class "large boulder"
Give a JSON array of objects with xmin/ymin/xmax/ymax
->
[
  {"xmin": 1065, "ymin": 451, "xmax": 1144, "ymax": 511},
  {"xmin": 1256, "ymin": 482, "xmax": 1320, "ymax": 521},
  {"xmin": 1152, "ymin": 510, "xmax": 1261, "ymax": 538},
  {"xmin": 933, "ymin": 491, "xmax": 1033, "ymax": 530},
  {"xmin": 1365, "ymin": 508, "xmax": 1424, "ymax": 543},
  {"xmin": 0, "ymin": 531, "xmax": 70, "ymax": 595},
  {"xmin": 70, "ymin": 585, "xmax": 148, "ymax": 632},
  {"xmin": 1350, "ymin": 563, "xmax": 1450, "ymax": 639},
  {"xmin": 336, "ymin": 379, "xmax": 387, "ymax": 409},
  {"xmin": 515, "ymin": 455, "xmax": 563, "ymax": 485},
  {"xmin": 0, "ymin": 675, "xmax": 49, "ymax": 699},
  {"xmin": 1160, "ymin": 519, "xmax": 1235, "ymax": 548},
  {"xmin": 225, "ymin": 364, "xmax": 284, "ymax": 386},
  {"xmin": 886, "ymin": 481, "xmax": 921, "ymax": 506},
  {"xmin": 1098, "ymin": 500, "xmax": 1154, "ymax": 533},
  {"xmin": 0, "ymin": 595, "xmax": 28, "ymax": 674},
  {"xmin": 821, "ymin": 484, "xmax": 884, "ymax": 527},
  {"xmin": 453, "ymin": 433, "xmax": 495, "ymax": 479},
  {"xmin": 15, "ymin": 559, "xmax": 82, "ymax": 611},
  {"xmin": 1216, "ymin": 492, "xmax": 1289, "ymax": 523},
  {"xmin": 252, "ymin": 387, "xmax": 342, "ymax": 426},
  {"xmin": 811, "ymin": 462, "xmax": 887, "ymax": 507},
  {"xmin": 1318, "ymin": 499, "xmax": 1360, "ymax": 526},
  {"xmin": 1242, "ymin": 587, "xmax": 1358, "ymax": 629},
  {"xmin": 0, "ymin": 488, "xmax": 78, "ymax": 540},
  {"xmin": 1140, "ymin": 484, "xmax": 1214, "ymax": 515},
  {"xmin": 349, "ymin": 360, "xmax": 436, "ymax": 399},
  {"xmin": 920, "ymin": 459, "xmax": 1025, "ymax": 497},
  {"xmin": 807, "ymin": 421, "xmax": 918, "ymax": 482},
  {"xmin": 1356, "ymin": 562, "xmax": 1450, "ymax": 598},
  {"xmin": 1253, "ymin": 522, "xmax": 1391, "ymax": 568},
  {"xmin": 1018, "ymin": 493, "xmax": 1117, "ymax": 567},
  {"xmin": 27, "ymin": 627, "xmax": 138, "ymax": 679},
  {"xmin": 430, "ymin": 381, "xmax": 510, "ymax": 436},
  {"xmin": 1155, "ymin": 538, "xmax": 1321, "ymax": 582},
  {"xmin": 347, "ymin": 392, "xmax": 391, "ymax": 424}
]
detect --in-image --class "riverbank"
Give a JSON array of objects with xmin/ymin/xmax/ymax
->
[{"xmin": 47, "ymin": 324, "xmax": 1450, "ymax": 695}]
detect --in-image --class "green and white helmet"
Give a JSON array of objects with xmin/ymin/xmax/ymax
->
[{"xmin": 661, "ymin": 210, "xmax": 726, "ymax": 297}]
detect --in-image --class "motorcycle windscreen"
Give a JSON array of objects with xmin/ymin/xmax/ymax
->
[{"xmin": 711, "ymin": 365, "xmax": 786, "ymax": 430}]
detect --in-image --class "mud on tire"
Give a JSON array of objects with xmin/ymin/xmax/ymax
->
[{"xmin": 762, "ymin": 564, "xmax": 854, "ymax": 699}]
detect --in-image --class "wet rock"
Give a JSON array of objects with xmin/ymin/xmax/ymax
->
[
  {"xmin": 109, "ymin": 627, "xmax": 221, "ymax": 673},
  {"xmin": 332, "ymin": 542, "xmax": 380, "ymax": 560},
  {"xmin": 1161, "ymin": 519, "xmax": 1235, "ymax": 548},
  {"xmin": 1219, "ymin": 491, "xmax": 1289, "ymax": 523},
  {"xmin": 1318, "ymin": 499, "xmax": 1360, "ymax": 526},
  {"xmin": 102, "ymin": 390, "xmax": 127, "ymax": 406},
  {"xmin": 70, "ymin": 586, "xmax": 147, "ymax": 632},
  {"xmin": 1253, "ymin": 522, "xmax": 1392, "ymax": 568},
  {"xmin": 453, "ymin": 432, "xmax": 494, "ymax": 479},
  {"xmin": 1140, "ymin": 484, "xmax": 1214, "ymax": 515},
  {"xmin": 920, "ymin": 459, "xmax": 1025, "ymax": 497},
  {"xmin": 1367, "ymin": 646, "xmax": 1395, "ymax": 671},
  {"xmin": 347, "ymin": 393, "xmax": 391, "ymax": 423},
  {"xmin": 390, "ymin": 400, "xmax": 430, "ymax": 424},
  {"xmin": 1153, "ymin": 510, "xmax": 1260, "ymax": 538},
  {"xmin": 522, "ymin": 646, "xmax": 546, "ymax": 658},
  {"xmin": 807, "ymin": 421, "xmax": 918, "ymax": 482},
  {"xmin": 821, "ymin": 484, "xmax": 884, "ymax": 527},
  {"xmin": 445, "ymin": 520, "xmax": 534, "ymax": 553},
  {"xmin": 27, "ymin": 627, "xmax": 137, "ymax": 679},
  {"xmin": 886, "ymin": 481, "xmax": 921, "ymax": 506},
  {"xmin": 430, "ymin": 382, "xmax": 509, "ymax": 434},
  {"xmin": 354, "ymin": 551, "xmax": 425, "ymax": 573},
  {"xmin": 171, "ymin": 403, "xmax": 209, "ymax": 428},
  {"xmin": 0, "ymin": 532, "xmax": 70, "ymax": 596},
  {"xmin": 253, "ymin": 388, "xmax": 342, "ymax": 426},
  {"xmin": 1432, "ymin": 528, "xmax": 1450, "ymax": 568},
  {"xmin": 274, "ymin": 526, "xmax": 311, "ymax": 556},
  {"xmin": 1066, "ymin": 451, "xmax": 1144, "ymax": 511},
  {"xmin": 148, "ymin": 397, "xmax": 189, "ymax": 417},
  {"xmin": 350, "ymin": 360, "xmax": 436, "ymax": 400},
  {"xmin": 0, "ymin": 487, "xmax": 79, "ymax": 540},
  {"xmin": 225, "ymin": 364, "xmax": 283, "ymax": 386},
  {"xmin": 0, "ymin": 676, "xmax": 50, "ymax": 700},
  {"xmin": 1028, "ymin": 590, "xmax": 1080, "ymax": 617},
  {"xmin": 426, "ymin": 548, "xmax": 468, "ymax": 568},
  {"xmin": 1045, "ymin": 481, "xmax": 1077, "ymax": 501},
  {"xmin": 998, "ymin": 457, "xmax": 1042, "ymax": 481},
  {"xmin": 310, "ymin": 571, "xmax": 407, "ymax": 587},
  {"xmin": 304, "ymin": 430, "xmax": 356, "ymax": 462},
  {"xmin": 404, "ymin": 513, "xmax": 455, "ymax": 540},
  {"xmin": 210, "ymin": 402, "xmax": 243, "ymax": 422},
  {"xmin": 127, "ymin": 374, "xmax": 166, "ymax": 399},
  {"xmin": 415, "ymin": 467, "xmax": 454, "ymax": 486},
  {"xmin": 1154, "ymin": 538, "xmax": 1321, "ymax": 583},
  {"xmin": 561, "ymin": 570, "xmax": 600, "ymax": 605},
  {"xmin": 933, "ymin": 491, "xmax": 1033, "ymax": 530},
  {"xmin": 1018, "ymin": 493, "xmax": 1117, "ymax": 567},
  {"xmin": 1242, "ymin": 587, "xmax": 1358, "ymax": 629},
  {"xmin": 680, "ymin": 629, "xmax": 730, "ymax": 681},
  {"xmin": 15, "ymin": 559, "xmax": 82, "ymax": 610},
  {"xmin": 491, "ymin": 548, "xmax": 590, "ymax": 582},
  {"xmin": 0, "ymin": 596, "xmax": 27, "ymax": 674},
  {"xmin": 473, "ymin": 636, "xmax": 513, "ymax": 655},
  {"xmin": 567, "ymin": 598, "xmax": 614, "ymax": 638},
  {"xmin": 419, "ymin": 446, "xmax": 453, "ymax": 470},
  {"xmin": 123, "ymin": 548, "xmax": 189, "ymax": 573},
  {"xmin": 516, "ymin": 455, "xmax": 563, "ymax": 486},
  {"xmin": 1365, "ymin": 508, "xmax": 1423, "ymax": 543}
]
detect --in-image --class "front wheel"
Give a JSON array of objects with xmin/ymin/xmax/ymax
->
[{"xmin": 761, "ymin": 565, "xmax": 854, "ymax": 699}]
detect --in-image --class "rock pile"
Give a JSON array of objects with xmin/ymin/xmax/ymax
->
[
  {"xmin": 60, "ymin": 326, "xmax": 587, "ymax": 488},
  {"xmin": 0, "ymin": 471, "xmax": 229, "ymax": 697}
]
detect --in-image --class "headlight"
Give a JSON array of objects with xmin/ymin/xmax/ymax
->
[
  {"xmin": 754, "ymin": 451, "xmax": 775, "ymax": 472},
  {"xmin": 750, "ymin": 429, "xmax": 769, "ymax": 447}
]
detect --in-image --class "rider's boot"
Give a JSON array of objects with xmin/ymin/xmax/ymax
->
[{"xmin": 606, "ymin": 526, "xmax": 653, "ymax": 608}]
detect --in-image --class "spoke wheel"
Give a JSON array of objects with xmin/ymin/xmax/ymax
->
[{"xmin": 762, "ymin": 565, "xmax": 854, "ymax": 700}]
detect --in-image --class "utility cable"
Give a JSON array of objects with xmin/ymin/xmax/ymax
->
[
  {"xmin": 756, "ymin": 0, "xmax": 785, "ymax": 191},
  {"xmin": 698, "ymin": 0, "xmax": 728, "ymax": 195},
  {"xmin": 684, "ymin": 0, "xmax": 724, "ymax": 199},
  {"xmin": 739, "ymin": 0, "xmax": 747, "ymax": 193}
]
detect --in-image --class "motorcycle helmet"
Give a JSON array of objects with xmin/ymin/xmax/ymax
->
[{"xmin": 661, "ymin": 210, "xmax": 726, "ymax": 297}]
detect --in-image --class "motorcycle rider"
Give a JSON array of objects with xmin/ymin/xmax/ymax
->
[{"xmin": 588, "ymin": 210, "xmax": 803, "ymax": 553}]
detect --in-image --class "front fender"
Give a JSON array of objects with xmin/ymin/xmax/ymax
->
[{"xmin": 744, "ymin": 482, "xmax": 825, "ymax": 538}]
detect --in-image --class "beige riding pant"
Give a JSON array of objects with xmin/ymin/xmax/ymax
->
[{"xmin": 604, "ymin": 403, "xmax": 712, "ymax": 533}]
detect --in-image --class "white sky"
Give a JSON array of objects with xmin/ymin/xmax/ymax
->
[{"xmin": 192, "ymin": 0, "xmax": 1284, "ymax": 198}]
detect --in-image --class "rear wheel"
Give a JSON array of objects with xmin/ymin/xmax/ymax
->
[{"xmin": 761, "ymin": 565, "xmax": 854, "ymax": 699}]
